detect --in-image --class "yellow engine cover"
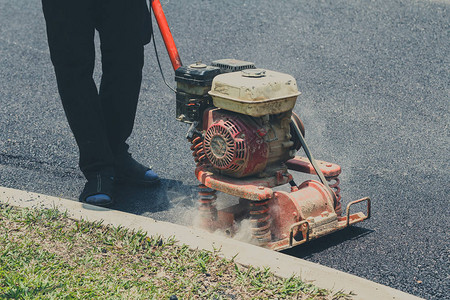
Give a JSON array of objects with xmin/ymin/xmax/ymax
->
[{"xmin": 208, "ymin": 69, "xmax": 300, "ymax": 117}]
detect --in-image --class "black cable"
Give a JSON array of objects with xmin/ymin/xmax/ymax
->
[{"xmin": 149, "ymin": 3, "xmax": 177, "ymax": 93}]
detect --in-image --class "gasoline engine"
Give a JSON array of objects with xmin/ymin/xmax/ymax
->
[
  {"xmin": 176, "ymin": 61, "xmax": 301, "ymax": 179},
  {"xmin": 151, "ymin": 0, "xmax": 370, "ymax": 250}
]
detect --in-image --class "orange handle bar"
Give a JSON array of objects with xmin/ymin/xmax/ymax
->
[{"xmin": 151, "ymin": 0, "xmax": 183, "ymax": 71}]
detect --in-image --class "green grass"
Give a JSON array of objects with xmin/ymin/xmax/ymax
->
[{"xmin": 0, "ymin": 203, "xmax": 353, "ymax": 299}]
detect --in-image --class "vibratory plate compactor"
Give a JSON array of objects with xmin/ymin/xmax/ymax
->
[{"xmin": 151, "ymin": 0, "xmax": 371, "ymax": 251}]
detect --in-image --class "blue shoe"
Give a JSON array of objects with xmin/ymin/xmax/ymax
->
[
  {"xmin": 115, "ymin": 153, "xmax": 160, "ymax": 186},
  {"xmin": 85, "ymin": 194, "xmax": 112, "ymax": 205},
  {"xmin": 144, "ymin": 169, "xmax": 160, "ymax": 182},
  {"xmin": 79, "ymin": 173, "xmax": 114, "ymax": 206}
]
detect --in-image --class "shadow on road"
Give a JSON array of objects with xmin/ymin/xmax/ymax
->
[
  {"xmin": 281, "ymin": 226, "xmax": 374, "ymax": 259},
  {"xmin": 108, "ymin": 178, "xmax": 198, "ymax": 217}
]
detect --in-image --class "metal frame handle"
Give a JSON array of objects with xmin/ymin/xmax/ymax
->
[
  {"xmin": 346, "ymin": 197, "xmax": 371, "ymax": 226},
  {"xmin": 289, "ymin": 220, "xmax": 310, "ymax": 247}
]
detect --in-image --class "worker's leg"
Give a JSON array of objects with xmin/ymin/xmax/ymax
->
[
  {"xmin": 42, "ymin": 0, "xmax": 114, "ymax": 176},
  {"xmin": 96, "ymin": 0, "xmax": 149, "ymax": 157},
  {"xmin": 42, "ymin": 0, "xmax": 114, "ymax": 203},
  {"xmin": 96, "ymin": 0, "xmax": 158, "ymax": 184}
]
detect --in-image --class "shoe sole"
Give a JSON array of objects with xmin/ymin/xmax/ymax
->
[{"xmin": 80, "ymin": 198, "xmax": 114, "ymax": 207}]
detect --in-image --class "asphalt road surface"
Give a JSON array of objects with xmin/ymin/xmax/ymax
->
[{"xmin": 0, "ymin": 0, "xmax": 448, "ymax": 299}]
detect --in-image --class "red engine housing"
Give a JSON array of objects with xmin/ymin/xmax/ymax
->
[{"xmin": 203, "ymin": 109, "xmax": 269, "ymax": 178}]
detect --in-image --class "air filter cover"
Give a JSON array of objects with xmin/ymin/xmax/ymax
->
[{"xmin": 208, "ymin": 69, "xmax": 300, "ymax": 117}]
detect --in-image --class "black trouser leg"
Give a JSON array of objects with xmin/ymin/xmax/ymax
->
[
  {"xmin": 96, "ymin": 0, "xmax": 146, "ymax": 157},
  {"xmin": 42, "ymin": 0, "xmax": 114, "ymax": 177}
]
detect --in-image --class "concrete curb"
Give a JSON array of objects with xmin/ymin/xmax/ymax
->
[{"xmin": 0, "ymin": 186, "xmax": 422, "ymax": 300}]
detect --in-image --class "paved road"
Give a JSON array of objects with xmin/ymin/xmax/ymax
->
[{"xmin": 0, "ymin": 0, "xmax": 448, "ymax": 299}]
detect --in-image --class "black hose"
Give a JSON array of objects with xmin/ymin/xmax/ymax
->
[{"xmin": 149, "ymin": 2, "xmax": 177, "ymax": 93}]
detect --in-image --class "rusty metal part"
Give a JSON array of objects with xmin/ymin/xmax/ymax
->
[
  {"xmin": 286, "ymin": 156, "xmax": 342, "ymax": 215},
  {"xmin": 327, "ymin": 175, "xmax": 342, "ymax": 215},
  {"xmin": 189, "ymin": 134, "xmax": 207, "ymax": 166},
  {"xmin": 249, "ymin": 199, "xmax": 272, "ymax": 246},
  {"xmin": 268, "ymin": 197, "xmax": 371, "ymax": 251},
  {"xmin": 151, "ymin": 0, "xmax": 182, "ymax": 71},
  {"xmin": 194, "ymin": 139, "xmax": 369, "ymax": 251},
  {"xmin": 195, "ymin": 166, "xmax": 292, "ymax": 201},
  {"xmin": 269, "ymin": 180, "xmax": 336, "ymax": 241},
  {"xmin": 289, "ymin": 220, "xmax": 309, "ymax": 247},
  {"xmin": 346, "ymin": 197, "xmax": 371, "ymax": 226},
  {"xmin": 194, "ymin": 170, "xmax": 371, "ymax": 251},
  {"xmin": 286, "ymin": 156, "xmax": 341, "ymax": 177},
  {"xmin": 197, "ymin": 184, "xmax": 217, "ymax": 229}
]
